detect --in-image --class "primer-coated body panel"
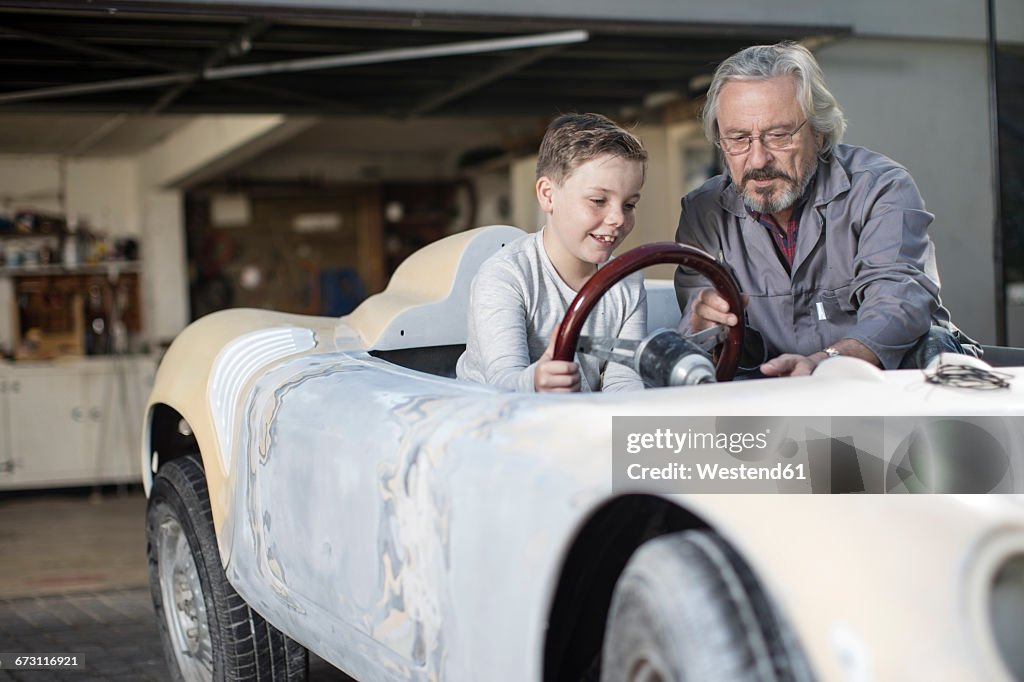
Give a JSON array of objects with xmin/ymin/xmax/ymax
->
[
  {"xmin": 142, "ymin": 226, "xmax": 1024, "ymax": 682},
  {"xmin": 213, "ymin": 345, "xmax": 1024, "ymax": 681}
]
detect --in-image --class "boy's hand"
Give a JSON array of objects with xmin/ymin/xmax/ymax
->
[{"xmin": 535, "ymin": 336, "xmax": 581, "ymax": 393}]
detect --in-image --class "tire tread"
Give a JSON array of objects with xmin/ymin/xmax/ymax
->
[
  {"xmin": 600, "ymin": 529, "xmax": 816, "ymax": 682},
  {"xmin": 146, "ymin": 455, "xmax": 309, "ymax": 682}
]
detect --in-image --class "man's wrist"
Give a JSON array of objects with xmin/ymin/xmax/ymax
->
[
  {"xmin": 822, "ymin": 346, "xmax": 841, "ymax": 359},
  {"xmin": 808, "ymin": 348, "xmax": 838, "ymax": 364}
]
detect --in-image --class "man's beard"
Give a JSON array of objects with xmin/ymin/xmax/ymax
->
[{"xmin": 740, "ymin": 158, "xmax": 818, "ymax": 215}]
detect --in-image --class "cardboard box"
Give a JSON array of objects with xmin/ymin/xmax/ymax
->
[{"xmin": 13, "ymin": 293, "xmax": 84, "ymax": 360}]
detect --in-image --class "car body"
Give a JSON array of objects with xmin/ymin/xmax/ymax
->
[{"xmin": 142, "ymin": 225, "xmax": 1024, "ymax": 682}]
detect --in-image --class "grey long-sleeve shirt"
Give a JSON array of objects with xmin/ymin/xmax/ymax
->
[
  {"xmin": 456, "ymin": 231, "xmax": 647, "ymax": 392},
  {"xmin": 675, "ymin": 144, "xmax": 959, "ymax": 369}
]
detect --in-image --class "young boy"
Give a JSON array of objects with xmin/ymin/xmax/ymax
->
[{"xmin": 456, "ymin": 113, "xmax": 648, "ymax": 392}]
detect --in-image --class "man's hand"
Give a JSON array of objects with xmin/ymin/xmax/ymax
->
[
  {"xmin": 760, "ymin": 353, "xmax": 821, "ymax": 377},
  {"xmin": 761, "ymin": 340, "xmax": 881, "ymax": 377},
  {"xmin": 688, "ymin": 288, "xmax": 749, "ymax": 332},
  {"xmin": 534, "ymin": 335, "xmax": 581, "ymax": 392}
]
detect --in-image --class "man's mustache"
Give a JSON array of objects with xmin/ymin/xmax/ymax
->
[{"xmin": 743, "ymin": 167, "xmax": 794, "ymax": 184}]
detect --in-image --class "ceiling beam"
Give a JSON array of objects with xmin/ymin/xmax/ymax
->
[
  {"xmin": 203, "ymin": 30, "xmax": 589, "ymax": 80},
  {"xmin": 0, "ymin": 19, "xmax": 350, "ymax": 110},
  {"xmin": 149, "ymin": 17, "xmax": 272, "ymax": 113},
  {"xmin": 0, "ymin": 73, "xmax": 192, "ymax": 103},
  {"xmin": 0, "ymin": 27, "xmax": 588, "ymax": 110},
  {"xmin": 0, "ymin": 23, "xmax": 178, "ymax": 72},
  {"xmin": 407, "ymin": 44, "xmax": 565, "ymax": 118}
]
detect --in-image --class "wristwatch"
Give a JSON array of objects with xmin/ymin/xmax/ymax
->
[{"xmin": 823, "ymin": 346, "xmax": 841, "ymax": 359}]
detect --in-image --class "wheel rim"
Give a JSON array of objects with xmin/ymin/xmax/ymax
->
[{"xmin": 157, "ymin": 514, "xmax": 214, "ymax": 681}]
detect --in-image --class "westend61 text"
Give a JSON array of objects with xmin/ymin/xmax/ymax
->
[{"xmin": 627, "ymin": 462, "xmax": 807, "ymax": 481}]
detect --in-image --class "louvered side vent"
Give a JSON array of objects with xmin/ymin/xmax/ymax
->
[{"xmin": 209, "ymin": 327, "xmax": 316, "ymax": 471}]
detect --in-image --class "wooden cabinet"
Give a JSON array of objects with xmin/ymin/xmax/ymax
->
[
  {"xmin": 5, "ymin": 266, "xmax": 143, "ymax": 360},
  {"xmin": 0, "ymin": 356, "xmax": 156, "ymax": 490}
]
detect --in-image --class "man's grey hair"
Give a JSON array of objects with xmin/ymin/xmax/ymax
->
[{"xmin": 702, "ymin": 42, "xmax": 847, "ymax": 159}]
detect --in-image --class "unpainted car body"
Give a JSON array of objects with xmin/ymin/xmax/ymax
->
[{"xmin": 142, "ymin": 225, "xmax": 1024, "ymax": 682}]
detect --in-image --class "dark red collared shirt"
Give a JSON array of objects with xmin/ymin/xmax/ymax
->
[{"xmin": 746, "ymin": 204, "xmax": 805, "ymax": 275}]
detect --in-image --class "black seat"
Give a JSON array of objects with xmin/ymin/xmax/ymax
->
[{"xmin": 370, "ymin": 344, "xmax": 467, "ymax": 378}]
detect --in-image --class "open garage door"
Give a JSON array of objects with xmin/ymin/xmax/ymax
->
[{"xmin": 0, "ymin": 2, "xmax": 849, "ymax": 117}]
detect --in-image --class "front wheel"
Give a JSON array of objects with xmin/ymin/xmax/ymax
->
[
  {"xmin": 601, "ymin": 530, "xmax": 815, "ymax": 682},
  {"xmin": 146, "ymin": 454, "xmax": 308, "ymax": 682}
]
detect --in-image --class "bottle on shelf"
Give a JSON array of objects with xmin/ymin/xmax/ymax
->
[
  {"xmin": 85, "ymin": 283, "xmax": 109, "ymax": 355},
  {"xmin": 61, "ymin": 229, "xmax": 80, "ymax": 267}
]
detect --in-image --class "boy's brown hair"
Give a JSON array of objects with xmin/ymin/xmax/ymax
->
[{"xmin": 535, "ymin": 112, "xmax": 647, "ymax": 185}]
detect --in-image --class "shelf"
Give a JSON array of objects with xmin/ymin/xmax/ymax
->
[
  {"xmin": 0, "ymin": 261, "xmax": 141, "ymax": 277},
  {"xmin": 0, "ymin": 232, "xmax": 64, "ymax": 240}
]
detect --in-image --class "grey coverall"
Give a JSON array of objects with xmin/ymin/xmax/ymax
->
[{"xmin": 675, "ymin": 144, "xmax": 964, "ymax": 370}]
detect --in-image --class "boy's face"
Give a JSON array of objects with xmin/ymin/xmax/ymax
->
[{"xmin": 536, "ymin": 153, "xmax": 644, "ymax": 270}]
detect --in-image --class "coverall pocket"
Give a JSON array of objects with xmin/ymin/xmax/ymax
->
[{"xmin": 816, "ymin": 284, "xmax": 857, "ymax": 322}]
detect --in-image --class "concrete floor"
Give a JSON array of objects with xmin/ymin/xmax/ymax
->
[
  {"xmin": 0, "ymin": 491, "xmax": 148, "ymax": 601},
  {"xmin": 0, "ymin": 487, "xmax": 352, "ymax": 681}
]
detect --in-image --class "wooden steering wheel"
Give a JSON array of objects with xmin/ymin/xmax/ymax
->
[{"xmin": 551, "ymin": 242, "xmax": 745, "ymax": 383}]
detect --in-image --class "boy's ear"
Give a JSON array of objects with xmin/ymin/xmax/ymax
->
[{"xmin": 536, "ymin": 175, "xmax": 555, "ymax": 213}]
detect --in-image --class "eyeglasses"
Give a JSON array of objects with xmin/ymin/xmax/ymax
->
[{"xmin": 717, "ymin": 119, "xmax": 808, "ymax": 155}]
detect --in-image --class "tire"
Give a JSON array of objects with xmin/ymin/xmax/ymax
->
[
  {"xmin": 600, "ymin": 530, "xmax": 814, "ymax": 682},
  {"xmin": 146, "ymin": 454, "xmax": 308, "ymax": 682}
]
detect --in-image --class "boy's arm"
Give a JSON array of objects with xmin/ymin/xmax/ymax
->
[
  {"xmin": 463, "ymin": 261, "xmax": 541, "ymax": 392},
  {"xmin": 600, "ymin": 276, "xmax": 647, "ymax": 392}
]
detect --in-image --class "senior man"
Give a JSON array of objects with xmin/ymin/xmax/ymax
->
[{"xmin": 676, "ymin": 42, "xmax": 977, "ymax": 377}]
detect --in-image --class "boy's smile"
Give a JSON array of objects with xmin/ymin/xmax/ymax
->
[{"xmin": 536, "ymin": 153, "xmax": 644, "ymax": 290}]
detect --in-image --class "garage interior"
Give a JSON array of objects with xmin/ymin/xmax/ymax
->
[{"xmin": 9, "ymin": 2, "xmax": 1021, "ymax": 681}]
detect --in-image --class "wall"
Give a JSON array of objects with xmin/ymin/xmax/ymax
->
[
  {"xmin": 467, "ymin": 169, "xmax": 513, "ymax": 228},
  {"xmin": 66, "ymin": 159, "xmax": 140, "ymax": 237},
  {"xmin": 0, "ymin": 155, "xmax": 141, "ymax": 235},
  {"xmin": 0, "ymin": 278, "xmax": 13, "ymax": 353},
  {"xmin": 0, "ymin": 155, "xmax": 64, "ymax": 216},
  {"xmin": 139, "ymin": 191, "xmax": 188, "ymax": 342},
  {"xmin": 510, "ymin": 155, "xmax": 542, "ymax": 233},
  {"xmin": 627, "ymin": 125, "xmax": 675, "ymax": 281},
  {"xmin": 817, "ymin": 38, "xmax": 996, "ymax": 341}
]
